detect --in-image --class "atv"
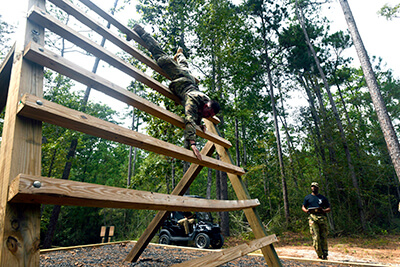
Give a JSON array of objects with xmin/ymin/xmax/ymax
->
[{"xmin": 158, "ymin": 210, "xmax": 224, "ymax": 249}]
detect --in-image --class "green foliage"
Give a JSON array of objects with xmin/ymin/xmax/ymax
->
[
  {"xmin": 378, "ymin": 3, "xmax": 400, "ymax": 20},
  {"xmin": 0, "ymin": 0, "xmax": 394, "ymax": 248}
]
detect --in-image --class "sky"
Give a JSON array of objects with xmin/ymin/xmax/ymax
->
[{"xmin": 1, "ymin": 0, "xmax": 399, "ymax": 121}]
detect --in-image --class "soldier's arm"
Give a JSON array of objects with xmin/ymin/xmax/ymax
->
[
  {"xmin": 185, "ymin": 105, "xmax": 202, "ymax": 160},
  {"xmin": 302, "ymin": 205, "xmax": 309, "ymax": 213}
]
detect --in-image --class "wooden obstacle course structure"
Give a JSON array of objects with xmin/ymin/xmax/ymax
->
[{"xmin": 0, "ymin": 0, "xmax": 282, "ymax": 266}]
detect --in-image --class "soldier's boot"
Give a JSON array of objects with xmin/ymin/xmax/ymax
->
[
  {"xmin": 133, "ymin": 24, "xmax": 146, "ymax": 37},
  {"xmin": 173, "ymin": 47, "xmax": 184, "ymax": 62}
]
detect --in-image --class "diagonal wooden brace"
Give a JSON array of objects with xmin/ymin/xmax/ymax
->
[
  {"xmin": 124, "ymin": 142, "xmax": 215, "ymax": 262},
  {"xmin": 204, "ymin": 120, "xmax": 282, "ymax": 267}
]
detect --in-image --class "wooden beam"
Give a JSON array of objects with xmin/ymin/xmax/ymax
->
[
  {"xmin": 0, "ymin": 1, "xmax": 45, "ymax": 266},
  {"xmin": 8, "ymin": 174, "xmax": 259, "ymax": 211},
  {"xmin": 27, "ymin": 6, "xmax": 180, "ymax": 103},
  {"xmin": 204, "ymin": 120, "xmax": 282, "ymax": 267},
  {"xmin": 77, "ymin": 0, "xmax": 149, "ymax": 48},
  {"xmin": 0, "ymin": 43, "xmax": 15, "ymax": 113},
  {"xmin": 171, "ymin": 235, "xmax": 278, "ymax": 267},
  {"xmin": 18, "ymin": 94, "xmax": 245, "ymax": 176},
  {"xmin": 26, "ymin": 6, "xmax": 220, "ymax": 125},
  {"xmin": 23, "ymin": 42, "xmax": 231, "ymax": 148},
  {"xmin": 125, "ymin": 142, "xmax": 215, "ymax": 262},
  {"xmin": 47, "ymin": 0, "xmax": 170, "ymax": 79}
]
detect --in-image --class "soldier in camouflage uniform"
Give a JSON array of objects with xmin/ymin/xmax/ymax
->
[
  {"xmin": 302, "ymin": 182, "xmax": 331, "ymax": 260},
  {"xmin": 133, "ymin": 25, "xmax": 220, "ymax": 161}
]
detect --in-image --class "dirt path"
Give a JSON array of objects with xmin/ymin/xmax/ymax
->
[
  {"xmin": 275, "ymin": 245, "xmax": 399, "ymax": 266},
  {"xmin": 271, "ymin": 233, "xmax": 400, "ymax": 266}
]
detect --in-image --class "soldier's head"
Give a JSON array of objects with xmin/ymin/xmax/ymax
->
[
  {"xmin": 202, "ymin": 100, "xmax": 220, "ymax": 118},
  {"xmin": 311, "ymin": 182, "xmax": 319, "ymax": 194}
]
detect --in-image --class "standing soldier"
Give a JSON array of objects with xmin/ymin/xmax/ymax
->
[{"xmin": 302, "ymin": 182, "xmax": 331, "ymax": 260}]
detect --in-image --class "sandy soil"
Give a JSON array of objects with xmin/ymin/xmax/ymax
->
[{"xmin": 259, "ymin": 233, "xmax": 400, "ymax": 266}]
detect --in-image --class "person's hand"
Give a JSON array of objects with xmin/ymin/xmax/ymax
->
[{"xmin": 191, "ymin": 144, "xmax": 202, "ymax": 161}]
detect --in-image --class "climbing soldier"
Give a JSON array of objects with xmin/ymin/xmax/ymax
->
[
  {"xmin": 302, "ymin": 182, "xmax": 331, "ymax": 260},
  {"xmin": 133, "ymin": 25, "xmax": 220, "ymax": 161}
]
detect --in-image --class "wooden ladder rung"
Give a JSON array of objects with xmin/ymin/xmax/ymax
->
[
  {"xmin": 23, "ymin": 42, "xmax": 231, "ymax": 148},
  {"xmin": 8, "ymin": 174, "xmax": 259, "ymax": 211},
  {"xmin": 18, "ymin": 94, "xmax": 245, "ymax": 176}
]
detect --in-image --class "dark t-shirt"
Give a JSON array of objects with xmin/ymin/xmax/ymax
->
[{"xmin": 303, "ymin": 194, "xmax": 330, "ymax": 209}]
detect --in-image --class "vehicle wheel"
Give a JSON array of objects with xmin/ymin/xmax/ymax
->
[
  {"xmin": 159, "ymin": 234, "xmax": 171, "ymax": 245},
  {"xmin": 195, "ymin": 233, "xmax": 210, "ymax": 249},
  {"xmin": 211, "ymin": 233, "xmax": 224, "ymax": 249}
]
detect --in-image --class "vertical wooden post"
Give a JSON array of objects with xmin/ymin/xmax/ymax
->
[
  {"xmin": 204, "ymin": 120, "xmax": 282, "ymax": 267},
  {"xmin": 100, "ymin": 226, "xmax": 106, "ymax": 243},
  {"xmin": 108, "ymin": 226, "xmax": 114, "ymax": 242},
  {"xmin": 0, "ymin": 0, "xmax": 45, "ymax": 266}
]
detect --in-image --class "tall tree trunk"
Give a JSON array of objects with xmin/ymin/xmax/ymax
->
[
  {"xmin": 127, "ymin": 109, "xmax": 135, "ymax": 188},
  {"xmin": 339, "ymin": 0, "xmax": 400, "ymax": 183},
  {"xmin": 261, "ymin": 12, "xmax": 290, "ymax": 225},
  {"xmin": 42, "ymin": 139, "xmax": 78, "ymax": 248},
  {"xmin": 171, "ymin": 158, "xmax": 175, "ymax": 189},
  {"xmin": 206, "ymin": 168, "xmax": 212, "ymax": 199},
  {"xmin": 296, "ymin": 0, "xmax": 366, "ymax": 231},
  {"xmin": 235, "ymin": 117, "xmax": 240, "ymax": 167},
  {"xmin": 277, "ymin": 85, "xmax": 300, "ymax": 189}
]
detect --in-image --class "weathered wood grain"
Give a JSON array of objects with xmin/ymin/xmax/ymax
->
[
  {"xmin": 18, "ymin": 94, "xmax": 245, "ymax": 175},
  {"xmin": 205, "ymin": 120, "xmax": 282, "ymax": 267},
  {"xmin": 0, "ymin": 1, "xmax": 45, "ymax": 266},
  {"xmin": 23, "ymin": 42, "xmax": 230, "ymax": 148},
  {"xmin": 125, "ymin": 142, "xmax": 215, "ymax": 262},
  {"xmin": 8, "ymin": 174, "xmax": 259, "ymax": 212},
  {"xmin": 47, "ymin": 0, "xmax": 170, "ymax": 79},
  {"xmin": 27, "ymin": 5, "xmax": 179, "ymax": 103},
  {"xmin": 171, "ymin": 235, "xmax": 278, "ymax": 267}
]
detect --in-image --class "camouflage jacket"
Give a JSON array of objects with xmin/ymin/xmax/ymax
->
[{"xmin": 170, "ymin": 82, "xmax": 210, "ymax": 143}]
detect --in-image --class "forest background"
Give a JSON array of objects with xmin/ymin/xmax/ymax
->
[{"xmin": 1, "ymin": 0, "xmax": 400, "ymax": 249}]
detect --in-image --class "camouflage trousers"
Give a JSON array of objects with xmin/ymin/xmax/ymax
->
[
  {"xmin": 308, "ymin": 214, "xmax": 329, "ymax": 258},
  {"xmin": 140, "ymin": 32, "xmax": 196, "ymax": 94}
]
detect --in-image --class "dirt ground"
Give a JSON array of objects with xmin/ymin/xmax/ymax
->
[
  {"xmin": 40, "ymin": 233, "xmax": 400, "ymax": 266},
  {"xmin": 227, "ymin": 232, "xmax": 400, "ymax": 266}
]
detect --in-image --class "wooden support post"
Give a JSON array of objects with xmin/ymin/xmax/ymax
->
[
  {"xmin": 204, "ymin": 120, "xmax": 282, "ymax": 267},
  {"xmin": 100, "ymin": 226, "xmax": 106, "ymax": 243},
  {"xmin": 125, "ymin": 142, "xmax": 215, "ymax": 262},
  {"xmin": 108, "ymin": 226, "xmax": 114, "ymax": 243},
  {"xmin": 0, "ymin": 0, "xmax": 45, "ymax": 266}
]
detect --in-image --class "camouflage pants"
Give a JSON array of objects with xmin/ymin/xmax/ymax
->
[
  {"xmin": 140, "ymin": 32, "xmax": 196, "ymax": 92},
  {"xmin": 308, "ymin": 214, "xmax": 329, "ymax": 258}
]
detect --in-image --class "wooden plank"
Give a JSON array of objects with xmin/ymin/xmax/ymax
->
[
  {"xmin": 204, "ymin": 120, "xmax": 282, "ymax": 267},
  {"xmin": 77, "ymin": 0, "xmax": 149, "ymax": 48},
  {"xmin": 18, "ymin": 94, "xmax": 245, "ymax": 176},
  {"xmin": 125, "ymin": 142, "xmax": 215, "ymax": 262},
  {"xmin": 27, "ymin": 6, "xmax": 180, "ymax": 103},
  {"xmin": 27, "ymin": 6, "xmax": 220, "ymax": 125},
  {"xmin": 100, "ymin": 226, "xmax": 106, "ymax": 237},
  {"xmin": 0, "ymin": 1, "xmax": 45, "ymax": 266},
  {"xmin": 8, "ymin": 174, "xmax": 259, "ymax": 211},
  {"xmin": 0, "ymin": 43, "xmax": 15, "ymax": 113},
  {"xmin": 23, "ymin": 42, "xmax": 231, "ymax": 148},
  {"xmin": 171, "ymin": 235, "xmax": 278, "ymax": 267},
  {"xmin": 47, "ymin": 0, "xmax": 170, "ymax": 79}
]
